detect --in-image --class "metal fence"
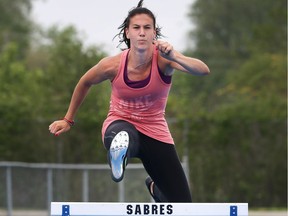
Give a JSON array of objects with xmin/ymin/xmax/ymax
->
[{"xmin": 0, "ymin": 158, "xmax": 189, "ymax": 216}]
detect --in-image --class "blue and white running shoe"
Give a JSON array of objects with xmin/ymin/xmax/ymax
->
[{"xmin": 109, "ymin": 131, "xmax": 129, "ymax": 182}]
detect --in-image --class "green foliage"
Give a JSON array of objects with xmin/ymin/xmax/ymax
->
[
  {"xmin": 0, "ymin": 0, "xmax": 39, "ymax": 161},
  {"xmin": 0, "ymin": 0, "xmax": 286, "ymax": 208},
  {"xmin": 30, "ymin": 25, "xmax": 109, "ymax": 163},
  {"xmin": 0, "ymin": 42, "xmax": 44, "ymax": 161},
  {"xmin": 167, "ymin": 0, "xmax": 287, "ymax": 207},
  {"xmin": 0, "ymin": 0, "xmax": 32, "ymax": 57},
  {"xmin": 0, "ymin": 20, "xmax": 109, "ymax": 163}
]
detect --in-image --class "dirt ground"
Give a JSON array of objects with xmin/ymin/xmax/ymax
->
[{"xmin": 249, "ymin": 210, "xmax": 287, "ymax": 216}]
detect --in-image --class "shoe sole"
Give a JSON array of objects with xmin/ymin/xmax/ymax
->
[{"xmin": 109, "ymin": 131, "xmax": 129, "ymax": 182}]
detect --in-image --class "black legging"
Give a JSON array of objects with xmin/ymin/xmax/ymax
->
[{"xmin": 104, "ymin": 120, "xmax": 192, "ymax": 202}]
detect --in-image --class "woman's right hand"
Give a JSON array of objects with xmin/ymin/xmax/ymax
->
[{"xmin": 49, "ymin": 120, "xmax": 71, "ymax": 136}]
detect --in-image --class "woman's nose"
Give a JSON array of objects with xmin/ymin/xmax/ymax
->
[{"xmin": 139, "ymin": 27, "xmax": 145, "ymax": 36}]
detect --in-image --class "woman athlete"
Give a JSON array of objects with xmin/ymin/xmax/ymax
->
[{"xmin": 49, "ymin": 0, "xmax": 210, "ymax": 202}]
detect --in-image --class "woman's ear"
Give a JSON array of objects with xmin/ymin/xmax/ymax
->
[
  {"xmin": 153, "ymin": 29, "xmax": 156, "ymax": 40},
  {"xmin": 125, "ymin": 28, "xmax": 130, "ymax": 39}
]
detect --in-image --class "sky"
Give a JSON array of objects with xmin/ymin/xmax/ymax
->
[{"xmin": 32, "ymin": 0, "xmax": 195, "ymax": 55}]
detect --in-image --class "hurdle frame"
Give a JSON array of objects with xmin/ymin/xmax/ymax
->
[{"xmin": 51, "ymin": 202, "xmax": 248, "ymax": 216}]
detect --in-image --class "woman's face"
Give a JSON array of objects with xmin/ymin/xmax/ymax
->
[{"xmin": 125, "ymin": 13, "xmax": 156, "ymax": 50}]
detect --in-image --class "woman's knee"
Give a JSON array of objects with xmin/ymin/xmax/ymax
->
[{"xmin": 103, "ymin": 120, "xmax": 139, "ymax": 156}]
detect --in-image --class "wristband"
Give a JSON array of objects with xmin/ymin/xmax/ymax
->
[{"xmin": 63, "ymin": 117, "xmax": 75, "ymax": 126}]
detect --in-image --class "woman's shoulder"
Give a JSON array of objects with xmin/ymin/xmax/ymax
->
[
  {"xmin": 101, "ymin": 53, "xmax": 122, "ymax": 68},
  {"xmin": 98, "ymin": 53, "xmax": 123, "ymax": 79}
]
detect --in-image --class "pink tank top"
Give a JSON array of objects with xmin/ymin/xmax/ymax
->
[{"xmin": 101, "ymin": 45, "xmax": 174, "ymax": 144}]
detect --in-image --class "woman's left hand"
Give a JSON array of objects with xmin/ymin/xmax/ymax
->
[{"xmin": 154, "ymin": 40, "xmax": 175, "ymax": 61}]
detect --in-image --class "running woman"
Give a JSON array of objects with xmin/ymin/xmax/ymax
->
[{"xmin": 49, "ymin": 0, "xmax": 210, "ymax": 202}]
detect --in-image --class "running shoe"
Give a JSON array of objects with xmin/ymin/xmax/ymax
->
[{"xmin": 109, "ymin": 131, "xmax": 129, "ymax": 182}]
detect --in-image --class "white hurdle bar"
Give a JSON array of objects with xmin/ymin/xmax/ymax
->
[{"xmin": 51, "ymin": 202, "xmax": 248, "ymax": 216}]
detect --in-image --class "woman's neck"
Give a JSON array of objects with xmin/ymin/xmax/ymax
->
[{"xmin": 129, "ymin": 46, "xmax": 154, "ymax": 70}]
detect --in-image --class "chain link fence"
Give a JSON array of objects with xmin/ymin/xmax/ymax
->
[{"xmin": 0, "ymin": 159, "xmax": 189, "ymax": 216}]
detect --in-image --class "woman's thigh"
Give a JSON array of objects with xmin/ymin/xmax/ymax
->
[{"xmin": 138, "ymin": 133, "xmax": 192, "ymax": 202}]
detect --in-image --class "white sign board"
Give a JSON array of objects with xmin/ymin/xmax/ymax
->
[{"xmin": 51, "ymin": 202, "xmax": 248, "ymax": 216}]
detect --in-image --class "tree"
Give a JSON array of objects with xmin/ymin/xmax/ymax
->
[
  {"xmin": 28, "ymin": 25, "xmax": 110, "ymax": 163},
  {"xmin": 167, "ymin": 0, "xmax": 287, "ymax": 207},
  {"xmin": 0, "ymin": 0, "xmax": 32, "ymax": 57},
  {"xmin": 0, "ymin": 41, "xmax": 44, "ymax": 161}
]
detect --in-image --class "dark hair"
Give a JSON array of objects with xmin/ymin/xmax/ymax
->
[{"xmin": 114, "ymin": 0, "xmax": 163, "ymax": 49}]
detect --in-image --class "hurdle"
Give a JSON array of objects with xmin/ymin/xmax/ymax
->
[{"xmin": 51, "ymin": 202, "xmax": 248, "ymax": 216}]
